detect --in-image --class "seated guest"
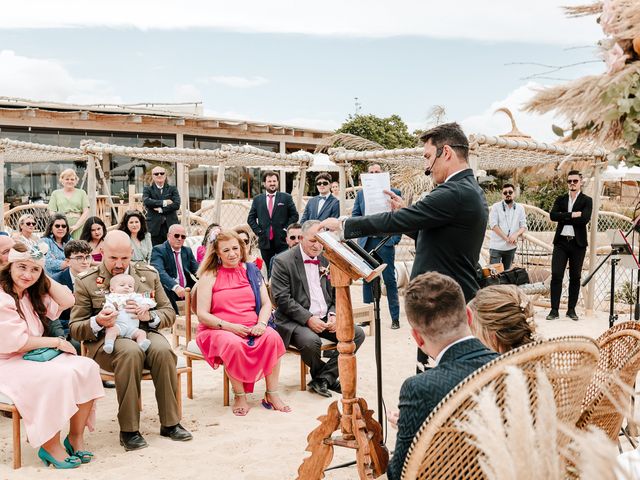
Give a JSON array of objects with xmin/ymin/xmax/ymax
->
[
  {"xmin": 42, "ymin": 214, "xmax": 72, "ymax": 275},
  {"xmin": 271, "ymin": 220, "xmax": 365, "ymax": 397},
  {"xmin": 386, "ymin": 272, "xmax": 499, "ymax": 480},
  {"xmin": 233, "ymin": 224, "xmax": 264, "ymax": 271},
  {"xmin": 468, "ymin": 284, "xmax": 537, "ymax": 353},
  {"xmin": 0, "ymin": 242, "xmax": 103, "ymax": 469},
  {"xmin": 71, "ymin": 231, "xmax": 191, "ymax": 451},
  {"xmin": 118, "ymin": 210, "xmax": 152, "ymax": 263},
  {"xmin": 300, "ymin": 172, "xmax": 340, "ymax": 223},
  {"xmin": 150, "ymin": 224, "xmax": 198, "ymax": 313},
  {"xmin": 12, "ymin": 213, "xmax": 39, "ymax": 249},
  {"xmin": 196, "ymin": 230, "xmax": 289, "ymax": 416},
  {"xmin": 197, "ymin": 223, "xmax": 221, "ymax": 263},
  {"xmin": 0, "ymin": 236, "xmax": 15, "ymax": 267},
  {"xmin": 80, "ymin": 216, "xmax": 107, "ymax": 266},
  {"xmin": 269, "ymin": 222, "xmax": 303, "ymax": 272}
]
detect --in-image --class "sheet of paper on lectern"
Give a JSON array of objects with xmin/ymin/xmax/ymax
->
[
  {"xmin": 317, "ymin": 231, "xmax": 373, "ymax": 277},
  {"xmin": 361, "ymin": 172, "xmax": 391, "ymax": 216}
]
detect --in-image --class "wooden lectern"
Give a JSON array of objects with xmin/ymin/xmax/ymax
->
[{"xmin": 297, "ymin": 232, "xmax": 389, "ymax": 479}]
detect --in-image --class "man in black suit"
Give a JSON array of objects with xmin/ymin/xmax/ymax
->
[
  {"xmin": 247, "ymin": 170, "xmax": 299, "ymax": 276},
  {"xmin": 150, "ymin": 224, "xmax": 198, "ymax": 313},
  {"xmin": 271, "ymin": 220, "xmax": 365, "ymax": 397},
  {"xmin": 547, "ymin": 170, "xmax": 593, "ymax": 321},
  {"xmin": 143, "ymin": 166, "xmax": 181, "ymax": 246},
  {"xmin": 300, "ymin": 172, "xmax": 340, "ymax": 223},
  {"xmin": 386, "ymin": 272, "xmax": 498, "ymax": 480},
  {"xmin": 321, "ymin": 123, "xmax": 488, "ymax": 370}
]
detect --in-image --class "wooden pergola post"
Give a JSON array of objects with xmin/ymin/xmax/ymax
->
[
  {"xmin": 87, "ymin": 153, "xmax": 97, "ymax": 217},
  {"xmin": 296, "ymin": 165, "xmax": 307, "ymax": 213},
  {"xmin": 214, "ymin": 163, "xmax": 226, "ymax": 224},
  {"xmin": 337, "ymin": 161, "xmax": 348, "ymax": 216},
  {"xmin": 585, "ymin": 158, "xmax": 604, "ymax": 314}
]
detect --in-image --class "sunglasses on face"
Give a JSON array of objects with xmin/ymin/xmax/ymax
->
[
  {"xmin": 53, "ymin": 224, "xmax": 67, "ymax": 228},
  {"xmin": 173, "ymin": 234, "xmax": 187, "ymax": 240},
  {"xmin": 70, "ymin": 255, "xmax": 91, "ymax": 262},
  {"xmin": 153, "ymin": 172, "xmax": 166, "ymax": 176},
  {"xmin": 289, "ymin": 235, "xmax": 303, "ymax": 241},
  {"xmin": 502, "ymin": 191, "xmax": 514, "ymax": 195},
  {"xmin": 316, "ymin": 181, "xmax": 330, "ymax": 186},
  {"xmin": 567, "ymin": 179, "xmax": 580, "ymax": 184},
  {"xmin": 24, "ymin": 222, "xmax": 35, "ymax": 226}
]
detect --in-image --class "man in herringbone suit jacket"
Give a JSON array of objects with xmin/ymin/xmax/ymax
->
[{"xmin": 386, "ymin": 272, "xmax": 498, "ymax": 480}]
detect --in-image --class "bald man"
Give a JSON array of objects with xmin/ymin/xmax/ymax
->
[
  {"xmin": 143, "ymin": 165, "xmax": 181, "ymax": 246},
  {"xmin": 70, "ymin": 230, "xmax": 192, "ymax": 451}
]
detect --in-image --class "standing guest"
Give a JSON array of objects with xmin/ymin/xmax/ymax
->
[
  {"xmin": 271, "ymin": 220, "xmax": 365, "ymax": 397},
  {"xmin": 48, "ymin": 169, "xmax": 89, "ymax": 240},
  {"xmin": 321, "ymin": 122, "xmax": 488, "ymax": 372},
  {"xmin": 233, "ymin": 224, "xmax": 264, "ymax": 271},
  {"xmin": 386, "ymin": 272, "xmax": 498, "ymax": 480},
  {"xmin": 80, "ymin": 216, "xmax": 107, "ymax": 265},
  {"xmin": 42, "ymin": 214, "xmax": 72, "ymax": 275},
  {"xmin": 352, "ymin": 163, "xmax": 403, "ymax": 330},
  {"xmin": 71, "ymin": 231, "xmax": 192, "ymax": 451},
  {"xmin": 118, "ymin": 210, "xmax": 152, "ymax": 263},
  {"xmin": 0, "ymin": 236, "xmax": 15, "ymax": 266},
  {"xmin": 0, "ymin": 242, "xmax": 104, "ymax": 469},
  {"xmin": 330, "ymin": 181, "xmax": 340, "ymax": 199},
  {"xmin": 247, "ymin": 170, "xmax": 299, "ymax": 276},
  {"xmin": 150, "ymin": 224, "xmax": 199, "ymax": 313},
  {"xmin": 197, "ymin": 223, "xmax": 221, "ymax": 263},
  {"xmin": 196, "ymin": 230, "xmax": 289, "ymax": 416},
  {"xmin": 12, "ymin": 214, "xmax": 39, "ymax": 249},
  {"xmin": 143, "ymin": 166, "xmax": 180, "ymax": 246},
  {"xmin": 300, "ymin": 172, "xmax": 340, "ymax": 223},
  {"xmin": 468, "ymin": 284, "xmax": 538, "ymax": 353},
  {"xmin": 547, "ymin": 170, "xmax": 593, "ymax": 321},
  {"xmin": 488, "ymin": 183, "xmax": 527, "ymax": 270}
]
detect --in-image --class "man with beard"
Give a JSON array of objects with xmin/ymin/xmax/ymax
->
[{"xmin": 488, "ymin": 183, "xmax": 527, "ymax": 270}]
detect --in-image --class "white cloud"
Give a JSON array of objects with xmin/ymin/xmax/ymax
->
[
  {"xmin": 460, "ymin": 82, "xmax": 562, "ymax": 143},
  {"xmin": 202, "ymin": 108, "xmax": 337, "ymax": 131},
  {"xmin": 2, "ymin": 0, "xmax": 602, "ymax": 45},
  {"xmin": 0, "ymin": 50, "xmax": 121, "ymax": 104},
  {"xmin": 200, "ymin": 76, "xmax": 269, "ymax": 89}
]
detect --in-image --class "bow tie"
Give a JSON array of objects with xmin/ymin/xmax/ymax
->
[{"xmin": 304, "ymin": 259, "xmax": 320, "ymax": 265}]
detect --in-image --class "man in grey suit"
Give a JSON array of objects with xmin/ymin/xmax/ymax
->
[{"xmin": 271, "ymin": 220, "xmax": 365, "ymax": 398}]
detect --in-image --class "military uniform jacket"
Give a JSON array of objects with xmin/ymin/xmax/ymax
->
[{"xmin": 69, "ymin": 261, "xmax": 175, "ymax": 359}]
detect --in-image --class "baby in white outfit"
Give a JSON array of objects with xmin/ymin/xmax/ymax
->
[{"xmin": 102, "ymin": 273, "xmax": 156, "ymax": 354}]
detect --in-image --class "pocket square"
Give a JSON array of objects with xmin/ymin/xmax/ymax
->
[{"xmin": 277, "ymin": 202, "xmax": 285, "ymax": 206}]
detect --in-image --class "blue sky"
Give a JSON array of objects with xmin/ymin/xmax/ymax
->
[{"xmin": 0, "ymin": 0, "xmax": 605, "ymax": 141}]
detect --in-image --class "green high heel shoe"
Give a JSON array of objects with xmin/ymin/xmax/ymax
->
[
  {"xmin": 37, "ymin": 447, "xmax": 80, "ymax": 469},
  {"xmin": 64, "ymin": 436, "xmax": 94, "ymax": 464}
]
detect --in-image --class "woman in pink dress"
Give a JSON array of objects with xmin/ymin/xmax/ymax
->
[
  {"xmin": 0, "ymin": 242, "xmax": 104, "ymax": 469},
  {"xmin": 196, "ymin": 230, "xmax": 289, "ymax": 416}
]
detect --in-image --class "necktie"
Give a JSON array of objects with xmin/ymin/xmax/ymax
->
[
  {"xmin": 174, "ymin": 250, "xmax": 185, "ymax": 287},
  {"xmin": 267, "ymin": 194, "xmax": 275, "ymax": 240},
  {"xmin": 304, "ymin": 259, "xmax": 320, "ymax": 265}
]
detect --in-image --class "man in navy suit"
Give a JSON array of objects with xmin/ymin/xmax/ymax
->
[
  {"xmin": 301, "ymin": 172, "xmax": 340, "ymax": 223},
  {"xmin": 150, "ymin": 224, "xmax": 198, "ymax": 313},
  {"xmin": 386, "ymin": 272, "xmax": 498, "ymax": 480},
  {"xmin": 352, "ymin": 164, "xmax": 402, "ymax": 329},
  {"xmin": 247, "ymin": 171, "xmax": 299, "ymax": 276},
  {"xmin": 143, "ymin": 166, "xmax": 181, "ymax": 246}
]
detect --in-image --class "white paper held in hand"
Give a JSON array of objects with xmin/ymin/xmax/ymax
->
[{"xmin": 361, "ymin": 172, "xmax": 391, "ymax": 216}]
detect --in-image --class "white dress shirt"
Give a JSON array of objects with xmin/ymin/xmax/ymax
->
[
  {"xmin": 317, "ymin": 195, "xmax": 330, "ymax": 215},
  {"xmin": 300, "ymin": 247, "xmax": 328, "ymax": 318},
  {"xmin": 434, "ymin": 335, "xmax": 475, "ymax": 366},
  {"xmin": 560, "ymin": 192, "xmax": 580, "ymax": 237}
]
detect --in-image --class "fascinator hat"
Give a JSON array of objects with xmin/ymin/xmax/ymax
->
[{"xmin": 7, "ymin": 243, "xmax": 49, "ymax": 267}]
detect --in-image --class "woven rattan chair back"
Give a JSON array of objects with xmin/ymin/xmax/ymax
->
[
  {"xmin": 401, "ymin": 336, "xmax": 599, "ymax": 480},
  {"xmin": 576, "ymin": 321, "xmax": 640, "ymax": 440}
]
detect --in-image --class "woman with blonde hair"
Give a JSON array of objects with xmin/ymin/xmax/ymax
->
[
  {"xmin": 12, "ymin": 213, "xmax": 39, "ymax": 248},
  {"xmin": 48, "ymin": 169, "xmax": 89, "ymax": 240},
  {"xmin": 196, "ymin": 230, "xmax": 288, "ymax": 416},
  {"xmin": 468, "ymin": 284, "xmax": 538, "ymax": 354}
]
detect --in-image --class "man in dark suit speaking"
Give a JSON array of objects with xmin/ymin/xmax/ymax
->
[
  {"xmin": 321, "ymin": 122, "xmax": 488, "ymax": 370},
  {"xmin": 143, "ymin": 166, "xmax": 181, "ymax": 246}
]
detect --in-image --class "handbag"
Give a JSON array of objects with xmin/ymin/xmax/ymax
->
[
  {"xmin": 23, "ymin": 347, "xmax": 63, "ymax": 362},
  {"xmin": 498, "ymin": 267, "xmax": 530, "ymax": 286}
]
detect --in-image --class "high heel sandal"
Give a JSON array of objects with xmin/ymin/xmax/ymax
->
[
  {"xmin": 261, "ymin": 390, "xmax": 291, "ymax": 413},
  {"xmin": 37, "ymin": 447, "xmax": 80, "ymax": 469},
  {"xmin": 64, "ymin": 435, "xmax": 94, "ymax": 464},
  {"xmin": 232, "ymin": 392, "xmax": 249, "ymax": 416}
]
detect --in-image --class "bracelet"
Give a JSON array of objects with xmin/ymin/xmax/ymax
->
[
  {"xmin": 56, "ymin": 338, "xmax": 62, "ymax": 350},
  {"xmin": 258, "ymin": 322, "xmax": 267, "ymax": 327}
]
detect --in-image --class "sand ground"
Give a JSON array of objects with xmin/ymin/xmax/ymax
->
[{"xmin": 0, "ymin": 286, "xmax": 622, "ymax": 479}]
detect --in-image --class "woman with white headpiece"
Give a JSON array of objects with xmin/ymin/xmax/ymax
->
[{"xmin": 0, "ymin": 242, "xmax": 104, "ymax": 469}]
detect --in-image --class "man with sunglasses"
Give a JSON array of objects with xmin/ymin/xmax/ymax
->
[
  {"xmin": 300, "ymin": 172, "xmax": 340, "ymax": 223},
  {"xmin": 268, "ymin": 223, "xmax": 303, "ymax": 274},
  {"xmin": 488, "ymin": 183, "xmax": 527, "ymax": 270},
  {"xmin": 151, "ymin": 224, "xmax": 199, "ymax": 313},
  {"xmin": 547, "ymin": 170, "xmax": 593, "ymax": 321},
  {"xmin": 143, "ymin": 166, "xmax": 181, "ymax": 246}
]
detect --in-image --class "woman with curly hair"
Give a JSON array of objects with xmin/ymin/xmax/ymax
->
[{"xmin": 117, "ymin": 210, "xmax": 152, "ymax": 263}]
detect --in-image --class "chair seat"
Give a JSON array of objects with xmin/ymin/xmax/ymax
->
[
  {"xmin": 0, "ymin": 391, "xmax": 14, "ymax": 405},
  {"xmin": 186, "ymin": 340, "xmax": 203, "ymax": 356},
  {"xmin": 99, "ymin": 356, "xmax": 187, "ymax": 376},
  {"xmin": 287, "ymin": 338, "xmax": 337, "ymax": 353}
]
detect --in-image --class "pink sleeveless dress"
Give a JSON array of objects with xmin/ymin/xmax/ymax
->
[{"xmin": 196, "ymin": 265, "xmax": 285, "ymax": 393}]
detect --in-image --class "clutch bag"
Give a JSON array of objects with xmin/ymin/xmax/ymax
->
[{"xmin": 23, "ymin": 347, "xmax": 63, "ymax": 362}]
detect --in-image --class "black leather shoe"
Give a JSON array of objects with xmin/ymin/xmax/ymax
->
[
  {"xmin": 102, "ymin": 381, "xmax": 116, "ymax": 389},
  {"xmin": 119, "ymin": 431, "xmax": 148, "ymax": 451},
  {"xmin": 323, "ymin": 349, "xmax": 338, "ymax": 359},
  {"xmin": 308, "ymin": 378, "xmax": 332, "ymax": 398},
  {"xmin": 546, "ymin": 309, "xmax": 559, "ymax": 321},
  {"xmin": 566, "ymin": 310, "xmax": 579, "ymax": 321},
  {"xmin": 328, "ymin": 381, "xmax": 342, "ymax": 394},
  {"xmin": 160, "ymin": 423, "xmax": 193, "ymax": 442},
  {"xmin": 391, "ymin": 320, "xmax": 400, "ymax": 330}
]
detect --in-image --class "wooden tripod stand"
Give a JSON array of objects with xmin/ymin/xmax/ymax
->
[{"xmin": 297, "ymin": 234, "xmax": 389, "ymax": 479}]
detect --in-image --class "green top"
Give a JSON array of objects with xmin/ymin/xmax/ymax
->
[{"xmin": 48, "ymin": 188, "xmax": 89, "ymax": 216}]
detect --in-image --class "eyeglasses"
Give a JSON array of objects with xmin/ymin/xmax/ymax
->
[
  {"xmin": 289, "ymin": 235, "xmax": 303, "ymax": 241},
  {"xmin": 24, "ymin": 222, "xmax": 35, "ymax": 226},
  {"xmin": 70, "ymin": 255, "xmax": 91, "ymax": 262},
  {"xmin": 316, "ymin": 181, "xmax": 330, "ymax": 186},
  {"xmin": 153, "ymin": 172, "xmax": 166, "ymax": 176},
  {"xmin": 53, "ymin": 224, "xmax": 67, "ymax": 228},
  {"xmin": 567, "ymin": 179, "xmax": 580, "ymax": 184},
  {"xmin": 173, "ymin": 234, "xmax": 187, "ymax": 240},
  {"xmin": 502, "ymin": 191, "xmax": 514, "ymax": 195}
]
